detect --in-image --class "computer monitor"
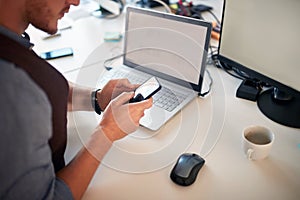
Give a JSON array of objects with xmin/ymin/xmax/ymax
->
[{"xmin": 217, "ymin": 0, "xmax": 300, "ymax": 128}]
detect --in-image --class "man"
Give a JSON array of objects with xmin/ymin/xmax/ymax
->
[{"xmin": 0, "ymin": 0, "xmax": 152, "ymax": 199}]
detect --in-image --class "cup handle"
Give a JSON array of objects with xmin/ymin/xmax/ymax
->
[{"xmin": 247, "ymin": 149, "xmax": 254, "ymax": 160}]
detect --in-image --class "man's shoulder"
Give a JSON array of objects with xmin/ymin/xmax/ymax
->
[
  {"xmin": 0, "ymin": 58, "xmax": 44, "ymax": 93},
  {"xmin": 0, "ymin": 57, "xmax": 51, "ymax": 121},
  {"xmin": 0, "ymin": 58, "xmax": 26, "ymax": 81}
]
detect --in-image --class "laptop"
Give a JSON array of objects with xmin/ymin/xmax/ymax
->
[{"xmin": 98, "ymin": 7, "xmax": 212, "ymax": 131}]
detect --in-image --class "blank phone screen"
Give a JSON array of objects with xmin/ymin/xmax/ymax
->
[{"xmin": 134, "ymin": 77, "xmax": 160, "ymax": 99}]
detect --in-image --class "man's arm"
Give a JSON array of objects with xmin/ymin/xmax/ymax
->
[
  {"xmin": 67, "ymin": 79, "xmax": 138, "ymax": 112},
  {"xmin": 56, "ymin": 129, "xmax": 111, "ymax": 200},
  {"xmin": 57, "ymin": 92, "xmax": 153, "ymax": 200},
  {"xmin": 67, "ymin": 82, "xmax": 93, "ymax": 111}
]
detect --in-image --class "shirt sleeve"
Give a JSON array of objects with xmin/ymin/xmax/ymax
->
[{"xmin": 53, "ymin": 178, "xmax": 74, "ymax": 200}]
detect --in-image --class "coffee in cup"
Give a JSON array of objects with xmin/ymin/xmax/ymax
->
[{"xmin": 242, "ymin": 126, "xmax": 275, "ymax": 160}]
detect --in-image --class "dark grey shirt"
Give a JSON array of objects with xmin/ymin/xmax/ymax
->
[{"xmin": 0, "ymin": 26, "xmax": 73, "ymax": 200}]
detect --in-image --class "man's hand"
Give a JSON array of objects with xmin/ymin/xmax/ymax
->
[
  {"xmin": 97, "ymin": 79, "xmax": 139, "ymax": 111},
  {"xmin": 98, "ymin": 92, "xmax": 153, "ymax": 141}
]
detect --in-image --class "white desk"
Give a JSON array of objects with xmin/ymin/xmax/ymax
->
[{"xmin": 27, "ymin": 1, "xmax": 300, "ymax": 199}]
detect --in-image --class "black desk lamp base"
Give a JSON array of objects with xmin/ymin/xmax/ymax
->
[{"xmin": 257, "ymin": 88, "xmax": 300, "ymax": 128}]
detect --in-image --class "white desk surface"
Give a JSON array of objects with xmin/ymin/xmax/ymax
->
[{"xmin": 27, "ymin": 1, "xmax": 300, "ymax": 199}]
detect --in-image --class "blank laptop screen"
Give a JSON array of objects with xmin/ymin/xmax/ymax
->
[{"xmin": 124, "ymin": 8, "xmax": 211, "ymax": 88}]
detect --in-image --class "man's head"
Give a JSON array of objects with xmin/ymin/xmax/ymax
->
[
  {"xmin": 0, "ymin": 0, "xmax": 80, "ymax": 35},
  {"xmin": 25, "ymin": 0, "xmax": 80, "ymax": 34}
]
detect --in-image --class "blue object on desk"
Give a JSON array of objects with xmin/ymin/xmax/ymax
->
[{"xmin": 104, "ymin": 32, "xmax": 122, "ymax": 42}]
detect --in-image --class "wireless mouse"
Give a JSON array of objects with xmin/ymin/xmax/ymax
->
[{"xmin": 170, "ymin": 153, "xmax": 205, "ymax": 186}]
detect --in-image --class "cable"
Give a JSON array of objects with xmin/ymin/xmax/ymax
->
[
  {"xmin": 211, "ymin": 55, "xmax": 245, "ymax": 80},
  {"xmin": 103, "ymin": 52, "xmax": 125, "ymax": 70},
  {"xmin": 134, "ymin": 0, "xmax": 172, "ymax": 13},
  {"xmin": 199, "ymin": 69, "xmax": 213, "ymax": 97},
  {"xmin": 199, "ymin": 45, "xmax": 216, "ymax": 98},
  {"xmin": 206, "ymin": 45, "xmax": 218, "ymax": 66},
  {"xmin": 210, "ymin": 53, "xmax": 273, "ymax": 97},
  {"xmin": 207, "ymin": 10, "xmax": 221, "ymax": 26},
  {"xmin": 63, "ymin": 53, "xmax": 125, "ymax": 74},
  {"xmin": 152, "ymin": 0, "xmax": 172, "ymax": 13},
  {"xmin": 211, "ymin": 54, "xmax": 269, "ymax": 91}
]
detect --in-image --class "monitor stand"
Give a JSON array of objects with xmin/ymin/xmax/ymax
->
[{"xmin": 257, "ymin": 88, "xmax": 300, "ymax": 128}]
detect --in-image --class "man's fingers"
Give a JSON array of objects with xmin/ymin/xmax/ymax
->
[
  {"xmin": 113, "ymin": 92, "xmax": 134, "ymax": 105},
  {"xmin": 132, "ymin": 84, "xmax": 140, "ymax": 90},
  {"xmin": 116, "ymin": 78, "xmax": 132, "ymax": 87},
  {"xmin": 132, "ymin": 97, "xmax": 153, "ymax": 110}
]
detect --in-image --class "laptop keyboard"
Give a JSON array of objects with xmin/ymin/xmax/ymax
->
[
  {"xmin": 109, "ymin": 69, "xmax": 149, "ymax": 84},
  {"xmin": 153, "ymin": 87, "xmax": 188, "ymax": 112},
  {"xmin": 103, "ymin": 68, "xmax": 189, "ymax": 112}
]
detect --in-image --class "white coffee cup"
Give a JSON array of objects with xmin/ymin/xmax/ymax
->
[{"xmin": 242, "ymin": 126, "xmax": 275, "ymax": 160}]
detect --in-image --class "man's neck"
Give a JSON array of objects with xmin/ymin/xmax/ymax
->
[{"xmin": 0, "ymin": 0, "xmax": 28, "ymax": 35}]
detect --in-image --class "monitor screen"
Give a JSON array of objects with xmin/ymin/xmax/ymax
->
[{"xmin": 218, "ymin": 0, "xmax": 300, "ymax": 128}]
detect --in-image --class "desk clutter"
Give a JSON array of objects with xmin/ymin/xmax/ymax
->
[
  {"xmin": 139, "ymin": 0, "xmax": 220, "ymax": 40},
  {"xmin": 169, "ymin": 0, "xmax": 220, "ymax": 40}
]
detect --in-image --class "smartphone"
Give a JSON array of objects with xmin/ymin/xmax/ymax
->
[
  {"xmin": 40, "ymin": 47, "xmax": 73, "ymax": 60},
  {"xmin": 129, "ymin": 77, "xmax": 161, "ymax": 103}
]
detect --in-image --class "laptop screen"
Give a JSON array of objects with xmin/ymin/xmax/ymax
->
[{"xmin": 123, "ymin": 7, "xmax": 212, "ymax": 92}]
